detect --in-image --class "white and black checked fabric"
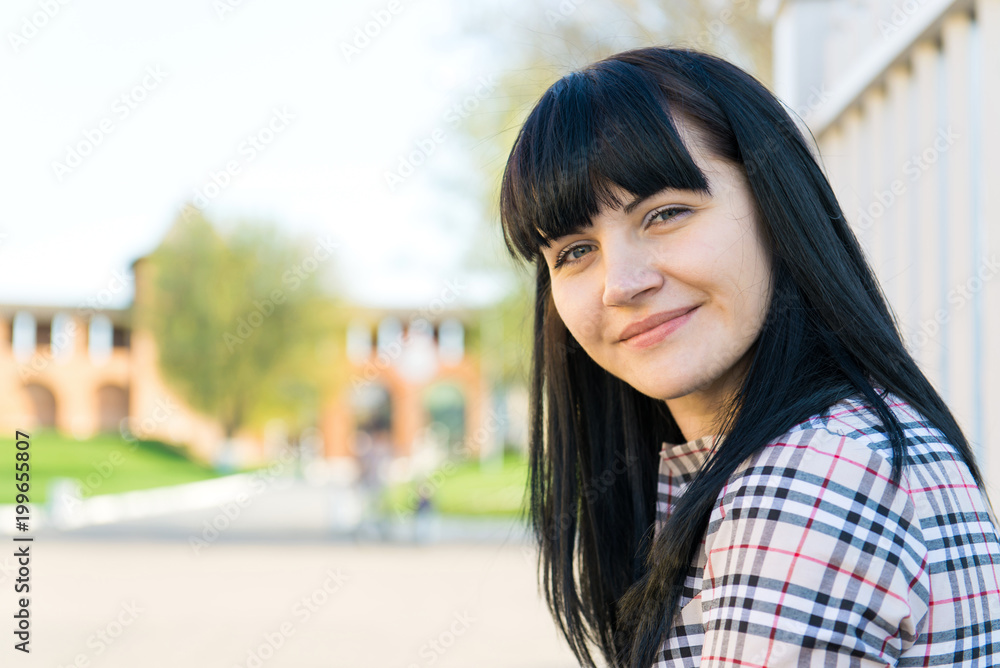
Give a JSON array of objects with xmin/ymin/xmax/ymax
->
[{"xmin": 652, "ymin": 390, "xmax": 1000, "ymax": 667}]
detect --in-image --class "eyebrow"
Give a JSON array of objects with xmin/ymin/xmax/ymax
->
[
  {"xmin": 542, "ymin": 193, "xmax": 656, "ymax": 248},
  {"xmin": 622, "ymin": 193, "xmax": 650, "ymax": 215},
  {"xmin": 542, "ymin": 185, "xmax": 701, "ymax": 249},
  {"xmin": 541, "ymin": 226, "xmax": 583, "ymax": 249}
]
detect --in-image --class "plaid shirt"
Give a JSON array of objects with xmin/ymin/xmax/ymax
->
[{"xmin": 653, "ymin": 391, "xmax": 1000, "ymax": 667}]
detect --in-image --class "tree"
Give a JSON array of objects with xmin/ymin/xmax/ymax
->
[{"xmin": 136, "ymin": 206, "xmax": 346, "ymax": 455}]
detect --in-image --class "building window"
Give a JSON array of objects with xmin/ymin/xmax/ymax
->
[
  {"xmin": 347, "ymin": 321, "xmax": 373, "ymax": 363},
  {"xmin": 439, "ymin": 318, "xmax": 464, "ymax": 365},
  {"xmin": 36, "ymin": 321, "xmax": 52, "ymax": 347},
  {"xmin": 11, "ymin": 312, "xmax": 36, "ymax": 361},
  {"xmin": 89, "ymin": 315, "xmax": 113, "ymax": 363},
  {"xmin": 376, "ymin": 317, "xmax": 403, "ymax": 357},
  {"xmin": 51, "ymin": 313, "xmax": 76, "ymax": 361},
  {"xmin": 112, "ymin": 326, "xmax": 130, "ymax": 349}
]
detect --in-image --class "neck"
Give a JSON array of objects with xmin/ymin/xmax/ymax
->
[{"xmin": 665, "ymin": 357, "xmax": 750, "ymax": 442}]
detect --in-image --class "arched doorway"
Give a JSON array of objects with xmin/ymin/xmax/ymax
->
[
  {"xmin": 24, "ymin": 384, "xmax": 56, "ymax": 429},
  {"xmin": 421, "ymin": 382, "xmax": 466, "ymax": 456},
  {"xmin": 349, "ymin": 383, "xmax": 394, "ymax": 496},
  {"xmin": 350, "ymin": 382, "xmax": 393, "ymax": 450},
  {"xmin": 96, "ymin": 385, "xmax": 129, "ymax": 433}
]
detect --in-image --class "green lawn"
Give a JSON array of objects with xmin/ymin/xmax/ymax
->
[
  {"xmin": 384, "ymin": 451, "xmax": 529, "ymax": 518},
  {"xmin": 1, "ymin": 429, "xmax": 222, "ymax": 505},
  {"xmin": 1, "ymin": 430, "xmax": 530, "ymax": 518}
]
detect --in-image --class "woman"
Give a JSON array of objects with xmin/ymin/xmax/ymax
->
[{"xmin": 499, "ymin": 47, "xmax": 1000, "ymax": 667}]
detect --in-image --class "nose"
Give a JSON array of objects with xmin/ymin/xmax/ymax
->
[{"xmin": 602, "ymin": 243, "xmax": 663, "ymax": 307}]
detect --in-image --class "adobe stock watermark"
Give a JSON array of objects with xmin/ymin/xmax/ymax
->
[
  {"xmin": 8, "ymin": 0, "xmax": 72, "ymax": 53},
  {"xmin": 689, "ymin": 0, "xmax": 754, "ymax": 51},
  {"xmin": 214, "ymin": 0, "xmax": 250, "ymax": 20},
  {"xmin": 405, "ymin": 611, "xmax": 476, "ymax": 668},
  {"xmin": 904, "ymin": 253, "xmax": 1000, "ymax": 352},
  {"xmin": 16, "ymin": 320, "xmax": 80, "ymax": 381},
  {"xmin": 233, "ymin": 569, "xmax": 350, "ymax": 668},
  {"xmin": 351, "ymin": 277, "xmax": 467, "ymax": 389},
  {"xmin": 58, "ymin": 445, "xmax": 135, "ymax": 513},
  {"xmin": 119, "ymin": 396, "xmax": 180, "ymax": 444},
  {"xmin": 383, "ymin": 75, "xmax": 499, "ymax": 192},
  {"xmin": 878, "ymin": 0, "xmax": 933, "ymax": 38},
  {"xmin": 790, "ymin": 84, "xmax": 831, "ymax": 121},
  {"xmin": 581, "ymin": 449, "xmax": 640, "ymax": 503},
  {"xmin": 187, "ymin": 106, "xmax": 295, "ymax": 212},
  {"xmin": 79, "ymin": 269, "xmax": 133, "ymax": 318},
  {"xmin": 545, "ymin": 0, "xmax": 587, "ymax": 28},
  {"xmin": 188, "ymin": 446, "xmax": 298, "ymax": 554},
  {"xmin": 458, "ymin": 405, "xmax": 506, "ymax": 460},
  {"xmin": 18, "ymin": 269, "xmax": 134, "ymax": 380},
  {"xmin": 56, "ymin": 601, "xmax": 144, "ymax": 668},
  {"xmin": 54, "ymin": 399, "xmax": 178, "ymax": 513},
  {"xmin": 727, "ymin": 84, "xmax": 831, "ymax": 187},
  {"xmin": 222, "ymin": 234, "xmax": 339, "ymax": 353},
  {"xmin": 744, "ymin": 620, "xmax": 808, "ymax": 667},
  {"xmin": 855, "ymin": 126, "xmax": 958, "ymax": 232},
  {"xmin": 394, "ymin": 408, "xmax": 505, "ymax": 521},
  {"xmin": 51, "ymin": 65, "xmax": 168, "ymax": 183},
  {"xmin": 519, "ymin": 448, "xmax": 641, "ymax": 565},
  {"xmin": 0, "ymin": 555, "xmax": 18, "ymax": 588},
  {"xmin": 339, "ymin": 0, "xmax": 409, "ymax": 63}
]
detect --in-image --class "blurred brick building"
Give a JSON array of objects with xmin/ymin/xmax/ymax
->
[{"xmin": 0, "ymin": 258, "xmax": 517, "ymax": 469}]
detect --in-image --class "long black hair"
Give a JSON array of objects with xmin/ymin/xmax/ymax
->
[{"xmin": 498, "ymin": 46, "xmax": 991, "ymax": 668}]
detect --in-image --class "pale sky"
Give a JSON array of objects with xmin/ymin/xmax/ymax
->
[{"xmin": 1, "ymin": 0, "xmax": 517, "ymax": 311}]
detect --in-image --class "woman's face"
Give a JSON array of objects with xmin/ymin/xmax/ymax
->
[{"xmin": 540, "ymin": 133, "xmax": 773, "ymax": 435}]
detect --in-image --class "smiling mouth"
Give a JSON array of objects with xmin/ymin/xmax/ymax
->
[{"xmin": 619, "ymin": 306, "xmax": 699, "ymax": 348}]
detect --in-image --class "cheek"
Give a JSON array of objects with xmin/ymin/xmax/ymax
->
[
  {"xmin": 728, "ymin": 244, "xmax": 772, "ymax": 338},
  {"xmin": 690, "ymin": 317, "xmax": 740, "ymax": 379},
  {"xmin": 551, "ymin": 285, "xmax": 602, "ymax": 345}
]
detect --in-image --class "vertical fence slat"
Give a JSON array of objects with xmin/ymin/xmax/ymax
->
[
  {"xmin": 886, "ymin": 65, "xmax": 911, "ymax": 329},
  {"xmin": 912, "ymin": 41, "xmax": 947, "ymax": 391},
  {"xmin": 975, "ymin": 0, "xmax": 1000, "ymax": 499}
]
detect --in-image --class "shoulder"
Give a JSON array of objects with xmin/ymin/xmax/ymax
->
[
  {"xmin": 729, "ymin": 387, "xmax": 964, "ymax": 494},
  {"xmin": 710, "ymin": 389, "xmax": 934, "ymax": 544},
  {"xmin": 787, "ymin": 387, "xmax": 945, "ymax": 450},
  {"xmin": 712, "ymin": 425, "xmax": 917, "ymax": 539},
  {"xmin": 698, "ymin": 391, "xmax": 945, "ymax": 662}
]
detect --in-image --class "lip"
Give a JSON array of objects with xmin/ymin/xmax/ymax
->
[{"xmin": 618, "ymin": 306, "xmax": 699, "ymax": 347}]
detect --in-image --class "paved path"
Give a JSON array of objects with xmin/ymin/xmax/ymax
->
[
  {"xmin": 32, "ymin": 475, "xmax": 533, "ymax": 544},
  {"xmin": 2, "ymin": 539, "xmax": 584, "ymax": 668},
  {"xmin": 0, "ymin": 477, "xmax": 592, "ymax": 667}
]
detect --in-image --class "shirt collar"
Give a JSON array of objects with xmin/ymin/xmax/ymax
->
[{"xmin": 659, "ymin": 434, "xmax": 720, "ymax": 477}]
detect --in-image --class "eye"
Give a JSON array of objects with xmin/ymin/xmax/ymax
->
[
  {"xmin": 551, "ymin": 206, "xmax": 690, "ymax": 270},
  {"xmin": 553, "ymin": 242, "xmax": 593, "ymax": 269},
  {"xmin": 647, "ymin": 205, "xmax": 690, "ymax": 226}
]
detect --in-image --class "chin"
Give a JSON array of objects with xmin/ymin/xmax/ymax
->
[
  {"xmin": 620, "ymin": 376, "xmax": 693, "ymax": 402},
  {"xmin": 620, "ymin": 365, "xmax": 723, "ymax": 401}
]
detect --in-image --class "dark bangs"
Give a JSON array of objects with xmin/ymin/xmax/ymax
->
[{"xmin": 500, "ymin": 57, "xmax": 719, "ymax": 263}]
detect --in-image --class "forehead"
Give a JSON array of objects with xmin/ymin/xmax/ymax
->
[
  {"xmin": 535, "ymin": 157, "xmax": 753, "ymax": 254},
  {"xmin": 536, "ymin": 153, "xmax": 736, "ymax": 249},
  {"xmin": 502, "ymin": 69, "xmax": 727, "ymax": 262}
]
